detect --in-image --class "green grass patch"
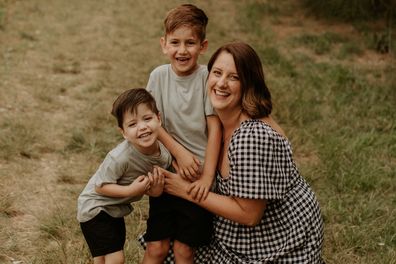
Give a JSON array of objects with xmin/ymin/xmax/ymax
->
[{"xmin": 291, "ymin": 32, "xmax": 346, "ymax": 55}]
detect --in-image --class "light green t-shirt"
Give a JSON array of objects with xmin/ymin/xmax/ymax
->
[
  {"xmin": 77, "ymin": 140, "xmax": 172, "ymax": 222},
  {"xmin": 147, "ymin": 64, "xmax": 215, "ymax": 162}
]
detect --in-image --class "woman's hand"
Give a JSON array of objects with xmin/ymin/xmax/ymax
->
[{"xmin": 159, "ymin": 167, "xmax": 191, "ymax": 200}]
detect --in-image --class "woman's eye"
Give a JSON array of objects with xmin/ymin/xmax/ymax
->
[{"xmin": 212, "ymin": 70, "xmax": 221, "ymax": 76}]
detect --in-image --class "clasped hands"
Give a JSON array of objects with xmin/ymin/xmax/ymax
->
[{"xmin": 144, "ymin": 164, "xmax": 210, "ymax": 202}]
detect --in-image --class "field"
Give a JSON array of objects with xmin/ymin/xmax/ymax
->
[{"xmin": 0, "ymin": 0, "xmax": 395, "ymax": 263}]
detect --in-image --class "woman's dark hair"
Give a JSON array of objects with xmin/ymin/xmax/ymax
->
[
  {"xmin": 111, "ymin": 88, "xmax": 159, "ymax": 129},
  {"xmin": 207, "ymin": 41, "xmax": 272, "ymax": 119}
]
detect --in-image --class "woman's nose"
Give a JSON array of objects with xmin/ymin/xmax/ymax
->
[{"xmin": 217, "ymin": 75, "xmax": 227, "ymax": 87}]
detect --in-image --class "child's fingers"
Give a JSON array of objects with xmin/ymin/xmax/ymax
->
[
  {"xmin": 194, "ymin": 187, "xmax": 204, "ymax": 201},
  {"xmin": 137, "ymin": 175, "xmax": 146, "ymax": 182},
  {"xmin": 147, "ymin": 172, "xmax": 154, "ymax": 183},
  {"xmin": 192, "ymin": 157, "xmax": 201, "ymax": 172},
  {"xmin": 172, "ymin": 160, "xmax": 181, "ymax": 174}
]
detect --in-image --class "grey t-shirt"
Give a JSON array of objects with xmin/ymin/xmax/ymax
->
[
  {"xmin": 77, "ymin": 140, "xmax": 172, "ymax": 222},
  {"xmin": 147, "ymin": 64, "xmax": 215, "ymax": 162}
]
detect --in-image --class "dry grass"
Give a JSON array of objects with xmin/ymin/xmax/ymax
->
[{"xmin": 0, "ymin": 0, "xmax": 395, "ymax": 263}]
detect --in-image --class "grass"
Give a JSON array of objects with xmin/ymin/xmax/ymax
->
[{"xmin": 0, "ymin": 0, "xmax": 395, "ymax": 263}]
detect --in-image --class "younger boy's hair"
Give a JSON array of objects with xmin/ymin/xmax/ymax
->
[
  {"xmin": 164, "ymin": 4, "xmax": 208, "ymax": 41},
  {"xmin": 111, "ymin": 88, "xmax": 159, "ymax": 129}
]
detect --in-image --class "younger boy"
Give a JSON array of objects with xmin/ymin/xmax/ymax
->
[
  {"xmin": 77, "ymin": 88, "xmax": 172, "ymax": 264},
  {"xmin": 142, "ymin": 4, "xmax": 221, "ymax": 264}
]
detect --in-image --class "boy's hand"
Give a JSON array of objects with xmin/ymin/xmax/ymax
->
[
  {"xmin": 146, "ymin": 167, "xmax": 164, "ymax": 197},
  {"xmin": 129, "ymin": 175, "xmax": 150, "ymax": 196},
  {"xmin": 187, "ymin": 177, "xmax": 212, "ymax": 202},
  {"xmin": 173, "ymin": 151, "xmax": 201, "ymax": 181}
]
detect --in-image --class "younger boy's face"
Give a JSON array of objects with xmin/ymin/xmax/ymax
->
[
  {"xmin": 121, "ymin": 104, "xmax": 161, "ymax": 155},
  {"xmin": 161, "ymin": 25, "xmax": 208, "ymax": 77}
]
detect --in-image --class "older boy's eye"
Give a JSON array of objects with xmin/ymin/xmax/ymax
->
[{"xmin": 144, "ymin": 116, "xmax": 153, "ymax": 121}]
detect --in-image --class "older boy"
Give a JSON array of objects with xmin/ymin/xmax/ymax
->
[
  {"xmin": 142, "ymin": 4, "xmax": 221, "ymax": 264},
  {"xmin": 77, "ymin": 88, "xmax": 172, "ymax": 264}
]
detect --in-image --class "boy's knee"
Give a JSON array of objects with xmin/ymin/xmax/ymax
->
[
  {"xmin": 146, "ymin": 240, "xmax": 170, "ymax": 259},
  {"xmin": 173, "ymin": 240, "xmax": 193, "ymax": 259},
  {"xmin": 105, "ymin": 250, "xmax": 125, "ymax": 264}
]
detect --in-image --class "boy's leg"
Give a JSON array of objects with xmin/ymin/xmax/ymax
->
[
  {"xmin": 93, "ymin": 256, "xmax": 105, "ymax": 264},
  {"xmin": 142, "ymin": 239, "xmax": 171, "ymax": 264},
  {"xmin": 173, "ymin": 240, "xmax": 193, "ymax": 264},
  {"xmin": 80, "ymin": 211, "xmax": 126, "ymax": 262},
  {"xmin": 104, "ymin": 250, "xmax": 125, "ymax": 264}
]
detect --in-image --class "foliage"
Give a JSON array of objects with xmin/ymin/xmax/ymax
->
[{"xmin": 302, "ymin": 0, "xmax": 395, "ymax": 22}]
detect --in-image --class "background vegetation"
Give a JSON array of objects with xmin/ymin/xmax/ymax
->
[{"xmin": 0, "ymin": 0, "xmax": 395, "ymax": 263}]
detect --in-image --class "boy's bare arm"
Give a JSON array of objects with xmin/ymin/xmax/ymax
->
[
  {"xmin": 188, "ymin": 115, "xmax": 222, "ymax": 201},
  {"xmin": 158, "ymin": 126, "xmax": 200, "ymax": 179},
  {"xmin": 201, "ymin": 115, "xmax": 222, "ymax": 181},
  {"xmin": 95, "ymin": 175, "xmax": 150, "ymax": 198}
]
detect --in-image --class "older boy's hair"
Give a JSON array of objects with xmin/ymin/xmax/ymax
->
[
  {"xmin": 111, "ymin": 88, "xmax": 159, "ymax": 129},
  {"xmin": 164, "ymin": 4, "xmax": 208, "ymax": 41}
]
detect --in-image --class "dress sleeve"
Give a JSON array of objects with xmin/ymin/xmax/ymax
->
[{"xmin": 228, "ymin": 123, "xmax": 295, "ymax": 200}]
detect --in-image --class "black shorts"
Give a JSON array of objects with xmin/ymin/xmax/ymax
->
[
  {"xmin": 144, "ymin": 193, "xmax": 213, "ymax": 247},
  {"xmin": 80, "ymin": 211, "xmax": 126, "ymax": 257}
]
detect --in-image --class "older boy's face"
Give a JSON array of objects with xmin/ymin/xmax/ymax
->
[
  {"xmin": 161, "ymin": 25, "xmax": 207, "ymax": 76},
  {"xmin": 121, "ymin": 104, "xmax": 161, "ymax": 155}
]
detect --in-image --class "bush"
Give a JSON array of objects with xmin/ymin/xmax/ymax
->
[{"xmin": 302, "ymin": 0, "xmax": 394, "ymax": 22}]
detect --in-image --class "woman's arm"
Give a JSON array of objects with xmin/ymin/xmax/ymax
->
[{"xmin": 163, "ymin": 169, "xmax": 266, "ymax": 226}]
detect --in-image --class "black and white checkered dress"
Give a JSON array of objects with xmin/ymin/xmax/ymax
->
[{"xmin": 194, "ymin": 119, "xmax": 324, "ymax": 263}]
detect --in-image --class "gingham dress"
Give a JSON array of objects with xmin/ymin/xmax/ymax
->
[{"xmin": 194, "ymin": 119, "xmax": 324, "ymax": 264}]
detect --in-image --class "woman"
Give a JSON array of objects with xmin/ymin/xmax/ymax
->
[{"xmin": 162, "ymin": 41, "xmax": 324, "ymax": 263}]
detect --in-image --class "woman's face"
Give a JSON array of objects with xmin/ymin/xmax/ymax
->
[{"xmin": 208, "ymin": 51, "xmax": 242, "ymax": 113}]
